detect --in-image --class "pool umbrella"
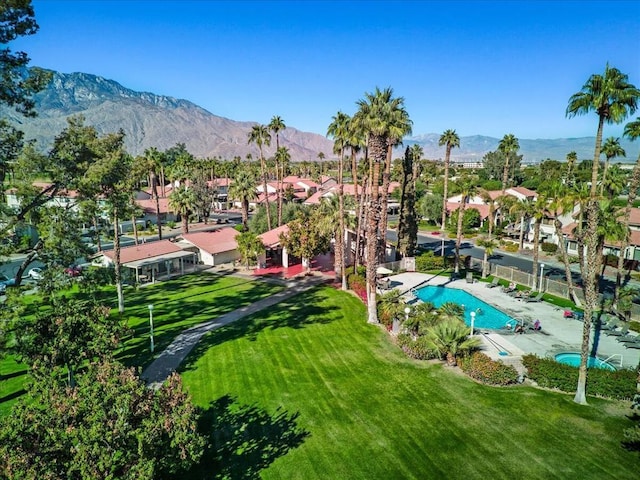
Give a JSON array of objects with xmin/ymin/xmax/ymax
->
[{"xmin": 376, "ymin": 266, "xmax": 393, "ymax": 275}]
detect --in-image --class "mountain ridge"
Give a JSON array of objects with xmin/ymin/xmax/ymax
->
[{"xmin": 4, "ymin": 69, "xmax": 639, "ymax": 163}]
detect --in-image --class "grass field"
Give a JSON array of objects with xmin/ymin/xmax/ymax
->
[
  {"xmin": 0, "ymin": 272, "xmax": 282, "ymax": 416},
  {"xmin": 180, "ymin": 287, "xmax": 639, "ymax": 480}
]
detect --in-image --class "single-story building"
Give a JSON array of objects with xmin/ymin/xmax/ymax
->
[
  {"xmin": 95, "ymin": 240, "xmax": 198, "ymax": 283},
  {"xmin": 176, "ymin": 227, "xmax": 240, "ymax": 266}
]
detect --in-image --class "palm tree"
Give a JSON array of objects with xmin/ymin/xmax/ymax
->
[
  {"xmin": 453, "ymin": 177, "xmax": 477, "ymax": 275},
  {"xmin": 397, "ymin": 145, "xmax": 421, "ymax": 257},
  {"xmin": 530, "ymin": 194, "xmax": 548, "ymax": 290},
  {"xmin": 476, "ymin": 235, "xmax": 497, "ymax": 278},
  {"xmin": 509, "ymin": 198, "xmax": 534, "ymax": 251},
  {"xmin": 424, "ymin": 319, "xmax": 481, "ymax": 366},
  {"xmin": 269, "ymin": 116, "xmax": 286, "ymax": 226},
  {"xmin": 143, "ymin": 147, "xmax": 164, "ymax": 239},
  {"xmin": 229, "ymin": 168, "xmax": 257, "ymax": 231},
  {"xmin": 327, "ymin": 111, "xmax": 351, "ymax": 290},
  {"xmin": 615, "ymin": 119, "xmax": 640, "ymax": 304},
  {"xmin": 498, "ymin": 134, "xmax": 520, "ymax": 194},
  {"xmin": 248, "ymin": 125, "xmax": 272, "ymax": 231},
  {"xmin": 548, "ymin": 182, "xmax": 580, "ymax": 304},
  {"xmin": 439, "ymin": 130, "xmax": 460, "ymax": 235},
  {"xmin": 477, "ymin": 189, "xmax": 499, "ymax": 239},
  {"xmin": 565, "ymin": 151, "xmax": 578, "ymax": 186},
  {"xmin": 566, "ymin": 64, "xmax": 639, "ymax": 405},
  {"xmin": 169, "ymin": 186, "xmax": 195, "ymax": 234},
  {"xmin": 346, "ymin": 117, "xmax": 366, "ymax": 272},
  {"xmin": 354, "ymin": 87, "xmax": 410, "ymax": 324},
  {"xmin": 274, "ymin": 147, "xmax": 290, "ymax": 227},
  {"xmin": 600, "ymin": 137, "xmax": 626, "ymax": 196}
]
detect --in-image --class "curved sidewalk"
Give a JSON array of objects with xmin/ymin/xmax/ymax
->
[{"xmin": 141, "ymin": 275, "xmax": 328, "ymax": 388}]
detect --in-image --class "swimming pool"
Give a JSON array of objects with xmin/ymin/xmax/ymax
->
[
  {"xmin": 554, "ymin": 352, "xmax": 616, "ymax": 371},
  {"xmin": 414, "ymin": 286, "xmax": 516, "ymax": 330}
]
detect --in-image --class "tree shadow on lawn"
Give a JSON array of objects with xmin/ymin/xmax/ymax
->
[
  {"xmin": 187, "ymin": 394, "xmax": 310, "ymax": 480},
  {"xmin": 180, "ymin": 288, "xmax": 338, "ymax": 373}
]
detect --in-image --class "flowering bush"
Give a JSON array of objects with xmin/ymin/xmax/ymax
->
[
  {"xmin": 347, "ymin": 272, "xmax": 367, "ymax": 303},
  {"xmin": 460, "ymin": 352, "xmax": 519, "ymax": 386}
]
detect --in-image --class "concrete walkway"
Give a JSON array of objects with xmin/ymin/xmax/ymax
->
[{"xmin": 141, "ymin": 274, "xmax": 329, "ymax": 388}]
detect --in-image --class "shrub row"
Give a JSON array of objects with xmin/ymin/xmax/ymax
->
[
  {"xmin": 459, "ymin": 352, "xmax": 520, "ymax": 386},
  {"xmin": 415, "ymin": 251, "xmax": 445, "ymax": 271},
  {"xmin": 396, "ymin": 334, "xmax": 438, "ymax": 360},
  {"xmin": 522, "ymin": 354, "xmax": 637, "ymax": 400},
  {"xmin": 541, "ymin": 242, "xmax": 558, "ymax": 253},
  {"xmin": 347, "ymin": 272, "xmax": 366, "ymax": 302}
]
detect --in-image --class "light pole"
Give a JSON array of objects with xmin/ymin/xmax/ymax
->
[
  {"xmin": 148, "ymin": 304, "xmax": 154, "ymax": 353},
  {"xmin": 404, "ymin": 306, "xmax": 411, "ymax": 322},
  {"xmin": 470, "ymin": 311, "xmax": 476, "ymax": 336},
  {"xmin": 539, "ymin": 263, "xmax": 545, "ymax": 292}
]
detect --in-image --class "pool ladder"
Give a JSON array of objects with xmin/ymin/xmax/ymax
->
[{"xmin": 601, "ymin": 354, "xmax": 623, "ymax": 368}]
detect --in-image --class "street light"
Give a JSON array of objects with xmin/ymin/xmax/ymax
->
[
  {"xmin": 404, "ymin": 306, "xmax": 411, "ymax": 322},
  {"xmin": 539, "ymin": 263, "xmax": 545, "ymax": 292},
  {"xmin": 470, "ymin": 311, "xmax": 476, "ymax": 336},
  {"xmin": 148, "ymin": 304, "xmax": 155, "ymax": 353}
]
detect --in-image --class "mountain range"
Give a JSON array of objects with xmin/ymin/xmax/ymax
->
[{"xmin": 3, "ymin": 69, "xmax": 639, "ymax": 163}]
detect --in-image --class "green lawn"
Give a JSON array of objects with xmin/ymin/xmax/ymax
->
[
  {"xmin": 180, "ymin": 287, "xmax": 639, "ymax": 480},
  {"xmin": 0, "ymin": 272, "xmax": 283, "ymax": 415}
]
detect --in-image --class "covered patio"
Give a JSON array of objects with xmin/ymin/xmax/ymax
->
[{"xmin": 124, "ymin": 249, "xmax": 198, "ymax": 284}]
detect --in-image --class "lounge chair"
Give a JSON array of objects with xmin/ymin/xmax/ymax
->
[
  {"xmin": 599, "ymin": 318, "xmax": 618, "ymax": 330},
  {"xmin": 617, "ymin": 333, "xmax": 639, "ymax": 343},
  {"xmin": 486, "ymin": 277, "xmax": 499, "ymax": 288},
  {"xmin": 525, "ymin": 292, "xmax": 544, "ymax": 303},
  {"xmin": 502, "ymin": 283, "xmax": 517, "ymax": 294},
  {"xmin": 624, "ymin": 338, "xmax": 640, "ymax": 349},
  {"xmin": 606, "ymin": 325, "xmax": 629, "ymax": 337}
]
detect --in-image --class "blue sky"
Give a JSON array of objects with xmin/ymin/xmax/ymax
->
[{"xmin": 13, "ymin": 0, "xmax": 640, "ymax": 140}]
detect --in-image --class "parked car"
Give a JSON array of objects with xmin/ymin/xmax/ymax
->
[
  {"xmin": 0, "ymin": 274, "xmax": 16, "ymax": 293},
  {"xmin": 27, "ymin": 267, "xmax": 44, "ymax": 281}
]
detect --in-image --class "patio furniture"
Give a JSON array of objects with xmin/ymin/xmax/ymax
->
[
  {"xmin": 617, "ymin": 333, "xmax": 639, "ymax": 343},
  {"xmin": 606, "ymin": 325, "xmax": 629, "ymax": 337},
  {"xmin": 486, "ymin": 277, "xmax": 499, "ymax": 288},
  {"xmin": 525, "ymin": 292, "xmax": 544, "ymax": 303},
  {"xmin": 623, "ymin": 338, "xmax": 640, "ymax": 349}
]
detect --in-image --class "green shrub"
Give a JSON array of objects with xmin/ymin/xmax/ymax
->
[
  {"xmin": 629, "ymin": 321, "xmax": 640, "ymax": 333},
  {"xmin": 522, "ymin": 354, "xmax": 637, "ymax": 400},
  {"xmin": 460, "ymin": 352, "xmax": 519, "ymax": 386},
  {"xmin": 501, "ymin": 242, "xmax": 519, "ymax": 253},
  {"xmin": 166, "ymin": 220, "xmax": 176, "ymax": 229},
  {"xmin": 396, "ymin": 334, "xmax": 438, "ymax": 360},
  {"xmin": 416, "ymin": 251, "xmax": 445, "ymax": 271},
  {"xmin": 541, "ymin": 242, "xmax": 558, "ymax": 254}
]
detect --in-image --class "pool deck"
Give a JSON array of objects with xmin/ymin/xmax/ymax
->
[{"xmin": 388, "ymin": 272, "xmax": 640, "ymax": 371}]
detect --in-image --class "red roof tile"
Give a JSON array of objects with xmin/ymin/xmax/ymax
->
[
  {"xmin": 102, "ymin": 240, "xmax": 183, "ymax": 263},
  {"xmin": 259, "ymin": 224, "xmax": 289, "ymax": 248},
  {"xmin": 180, "ymin": 228, "xmax": 239, "ymax": 254}
]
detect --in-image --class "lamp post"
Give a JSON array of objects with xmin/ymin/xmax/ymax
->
[
  {"xmin": 539, "ymin": 263, "xmax": 545, "ymax": 292},
  {"xmin": 470, "ymin": 311, "xmax": 476, "ymax": 336},
  {"xmin": 148, "ymin": 304, "xmax": 154, "ymax": 353},
  {"xmin": 404, "ymin": 306, "xmax": 411, "ymax": 322}
]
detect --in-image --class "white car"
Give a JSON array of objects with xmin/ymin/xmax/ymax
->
[{"xmin": 27, "ymin": 267, "xmax": 44, "ymax": 281}]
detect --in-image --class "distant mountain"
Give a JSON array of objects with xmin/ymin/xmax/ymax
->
[
  {"xmin": 403, "ymin": 134, "xmax": 640, "ymax": 164},
  {"xmin": 2, "ymin": 70, "xmax": 335, "ymax": 161},
  {"xmin": 4, "ymin": 69, "xmax": 639, "ymax": 163}
]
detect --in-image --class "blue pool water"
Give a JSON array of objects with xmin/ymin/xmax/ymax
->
[
  {"xmin": 554, "ymin": 352, "xmax": 616, "ymax": 371},
  {"xmin": 414, "ymin": 286, "xmax": 516, "ymax": 330}
]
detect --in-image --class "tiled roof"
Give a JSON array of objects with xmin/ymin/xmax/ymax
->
[
  {"xmin": 102, "ymin": 240, "xmax": 182, "ymax": 263},
  {"xmin": 179, "ymin": 227, "xmax": 239, "ymax": 254},
  {"xmin": 259, "ymin": 224, "xmax": 289, "ymax": 248},
  {"xmin": 446, "ymin": 202, "xmax": 490, "ymax": 220},
  {"xmin": 136, "ymin": 197, "xmax": 171, "ymax": 215}
]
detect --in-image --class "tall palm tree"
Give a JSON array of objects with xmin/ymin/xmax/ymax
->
[
  {"xmin": 566, "ymin": 64, "xmax": 639, "ymax": 405},
  {"xmin": 530, "ymin": 194, "xmax": 548, "ymax": 290},
  {"xmin": 453, "ymin": 177, "xmax": 477, "ymax": 275},
  {"xmin": 143, "ymin": 147, "xmax": 164, "ymax": 239},
  {"xmin": 269, "ymin": 116, "xmax": 286, "ymax": 226},
  {"xmin": 600, "ymin": 137, "xmax": 626, "ymax": 196},
  {"xmin": 439, "ymin": 130, "xmax": 460, "ymax": 236},
  {"xmin": 477, "ymin": 189, "xmax": 499, "ymax": 238},
  {"xmin": 476, "ymin": 235, "xmax": 497, "ymax": 278},
  {"xmin": 548, "ymin": 182, "xmax": 580, "ymax": 304},
  {"xmin": 615, "ymin": 119, "xmax": 640, "ymax": 304},
  {"xmin": 327, "ymin": 111, "xmax": 351, "ymax": 290},
  {"xmin": 347, "ymin": 117, "xmax": 365, "ymax": 272},
  {"xmin": 169, "ymin": 186, "xmax": 195, "ymax": 234},
  {"xmin": 248, "ymin": 124, "xmax": 272, "ymax": 231},
  {"xmin": 274, "ymin": 147, "xmax": 290, "ymax": 227},
  {"xmin": 565, "ymin": 151, "xmax": 578, "ymax": 186},
  {"xmin": 509, "ymin": 198, "xmax": 534, "ymax": 251},
  {"xmin": 498, "ymin": 134, "xmax": 520, "ymax": 194},
  {"xmin": 397, "ymin": 144, "xmax": 421, "ymax": 257},
  {"xmin": 353, "ymin": 87, "xmax": 410, "ymax": 324},
  {"xmin": 229, "ymin": 168, "xmax": 257, "ymax": 231}
]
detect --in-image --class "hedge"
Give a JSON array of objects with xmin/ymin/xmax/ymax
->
[
  {"xmin": 396, "ymin": 334, "xmax": 438, "ymax": 360},
  {"xmin": 522, "ymin": 354, "xmax": 637, "ymax": 400},
  {"xmin": 460, "ymin": 352, "xmax": 520, "ymax": 386},
  {"xmin": 347, "ymin": 271, "xmax": 367, "ymax": 302},
  {"xmin": 541, "ymin": 242, "xmax": 558, "ymax": 254}
]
